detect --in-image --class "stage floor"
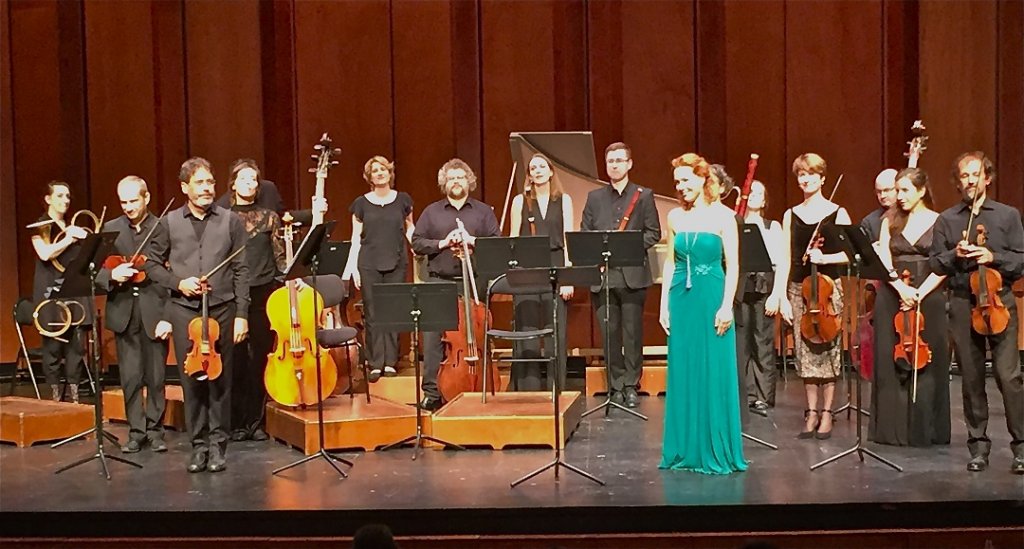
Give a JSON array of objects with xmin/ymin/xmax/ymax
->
[{"xmin": 1, "ymin": 374, "xmax": 1022, "ymax": 540}]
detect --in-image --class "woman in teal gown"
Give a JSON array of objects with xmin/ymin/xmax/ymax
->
[{"xmin": 659, "ymin": 153, "xmax": 747, "ymax": 475}]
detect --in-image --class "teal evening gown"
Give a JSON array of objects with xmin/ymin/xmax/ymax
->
[{"xmin": 659, "ymin": 231, "xmax": 748, "ymax": 474}]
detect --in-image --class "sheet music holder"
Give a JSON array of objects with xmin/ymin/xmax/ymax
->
[
  {"xmin": 565, "ymin": 230, "xmax": 648, "ymax": 421},
  {"xmin": 738, "ymin": 224, "xmax": 773, "ymax": 274},
  {"xmin": 316, "ymin": 238, "xmax": 350, "ymax": 277},
  {"xmin": 53, "ymin": 231, "xmax": 142, "ymax": 479},
  {"xmin": 476, "ymin": 236, "xmax": 552, "ymax": 295},
  {"xmin": 272, "ymin": 219, "xmax": 355, "ymax": 479},
  {"xmin": 824, "ymin": 225, "xmax": 889, "ymax": 281},
  {"xmin": 377, "ymin": 282, "xmax": 464, "ymax": 458}
]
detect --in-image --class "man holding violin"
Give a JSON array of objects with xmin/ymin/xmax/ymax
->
[
  {"xmin": 147, "ymin": 158, "xmax": 250, "ymax": 474},
  {"xmin": 96, "ymin": 176, "xmax": 170, "ymax": 453},
  {"xmin": 930, "ymin": 151, "xmax": 1024, "ymax": 474}
]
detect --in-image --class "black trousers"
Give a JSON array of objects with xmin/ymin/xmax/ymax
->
[
  {"xmin": 168, "ymin": 301, "xmax": 235, "ymax": 452},
  {"xmin": 736, "ymin": 291, "xmax": 778, "ymax": 406},
  {"xmin": 231, "ymin": 282, "xmax": 276, "ymax": 434},
  {"xmin": 591, "ymin": 285, "xmax": 647, "ymax": 392},
  {"xmin": 41, "ymin": 328, "xmax": 84, "ymax": 386},
  {"xmin": 361, "ymin": 265, "xmax": 407, "ymax": 369},
  {"xmin": 510, "ymin": 292, "xmax": 568, "ymax": 391},
  {"xmin": 949, "ymin": 290, "xmax": 1024, "ymax": 450},
  {"xmin": 115, "ymin": 301, "xmax": 169, "ymax": 443}
]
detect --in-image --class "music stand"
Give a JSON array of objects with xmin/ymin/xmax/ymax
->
[
  {"xmin": 476, "ymin": 236, "xmax": 552, "ymax": 400},
  {"xmin": 507, "ymin": 266, "xmax": 605, "ymax": 487},
  {"xmin": 272, "ymin": 221, "xmax": 355, "ymax": 479},
  {"xmin": 811, "ymin": 224, "xmax": 901, "ymax": 472},
  {"xmin": 566, "ymin": 230, "xmax": 648, "ymax": 421},
  {"xmin": 314, "ymin": 240, "xmax": 371, "ymax": 403},
  {"xmin": 736, "ymin": 225, "xmax": 779, "ymax": 451},
  {"xmin": 377, "ymin": 282, "xmax": 466, "ymax": 459},
  {"xmin": 52, "ymin": 231, "xmax": 143, "ymax": 479}
]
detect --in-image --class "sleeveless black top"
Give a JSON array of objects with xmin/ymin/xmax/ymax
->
[
  {"xmin": 521, "ymin": 194, "xmax": 565, "ymax": 267},
  {"xmin": 789, "ymin": 208, "xmax": 841, "ymax": 281}
]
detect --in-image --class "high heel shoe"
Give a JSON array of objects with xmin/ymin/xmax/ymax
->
[
  {"xmin": 816, "ymin": 410, "xmax": 834, "ymax": 440},
  {"xmin": 797, "ymin": 409, "xmax": 820, "ymax": 439}
]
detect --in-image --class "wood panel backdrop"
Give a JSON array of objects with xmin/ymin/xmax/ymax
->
[{"xmin": 1, "ymin": 0, "xmax": 1022, "ymax": 363}]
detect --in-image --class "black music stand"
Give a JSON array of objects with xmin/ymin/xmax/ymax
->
[
  {"xmin": 312, "ymin": 240, "xmax": 369, "ymax": 403},
  {"xmin": 811, "ymin": 224, "xmax": 901, "ymax": 472},
  {"xmin": 507, "ymin": 265, "xmax": 605, "ymax": 487},
  {"xmin": 377, "ymin": 282, "xmax": 466, "ymax": 459},
  {"xmin": 272, "ymin": 221, "xmax": 355, "ymax": 479},
  {"xmin": 736, "ymin": 225, "xmax": 779, "ymax": 451},
  {"xmin": 566, "ymin": 230, "xmax": 648, "ymax": 421},
  {"xmin": 476, "ymin": 235, "xmax": 552, "ymax": 400},
  {"xmin": 52, "ymin": 232, "xmax": 142, "ymax": 479}
]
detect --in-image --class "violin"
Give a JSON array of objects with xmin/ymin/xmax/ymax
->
[
  {"xmin": 437, "ymin": 219, "xmax": 499, "ymax": 401},
  {"xmin": 800, "ymin": 235, "xmax": 842, "ymax": 344},
  {"xmin": 184, "ymin": 279, "xmax": 222, "ymax": 381},
  {"xmin": 892, "ymin": 270, "xmax": 931, "ymax": 373},
  {"xmin": 102, "ymin": 200, "xmax": 175, "ymax": 284},
  {"xmin": 968, "ymin": 225, "xmax": 1010, "ymax": 335}
]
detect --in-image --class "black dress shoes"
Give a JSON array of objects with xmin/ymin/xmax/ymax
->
[
  {"xmin": 622, "ymin": 387, "xmax": 640, "ymax": 408},
  {"xmin": 419, "ymin": 396, "xmax": 443, "ymax": 412},
  {"xmin": 187, "ymin": 450, "xmax": 208, "ymax": 473},
  {"xmin": 230, "ymin": 429, "xmax": 249, "ymax": 442},
  {"xmin": 1011, "ymin": 457, "xmax": 1024, "ymax": 475},
  {"xmin": 368, "ymin": 368, "xmax": 383, "ymax": 383},
  {"xmin": 150, "ymin": 438, "xmax": 167, "ymax": 453},
  {"xmin": 121, "ymin": 439, "xmax": 144, "ymax": 454},
  {"xmin": 207, "ymin": 446, "xmax": 227, "ymax": 473},
  {"xmin": 250, "ymin": 429, "xmax": 269, "ymax": 442},
  {"xmin": 966, "ymin": 454, "xmax": 989, "ymax": 472}
]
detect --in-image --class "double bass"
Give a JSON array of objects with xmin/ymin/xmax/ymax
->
[{"xmin": 436, "ymin": 219, "xmax": 498, "ymax": 401}]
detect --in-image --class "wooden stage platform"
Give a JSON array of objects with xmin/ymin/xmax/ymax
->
[
  {"xmin": 0, "ymin": 396, "xmax": 93, "ymax": 447},
  {"xmin": 1, "ymin": 375, "xmax": 1021, "ymax": 547},
  {"xmin": 102, "ymin": 386, "xmax": 187, "ymax": 431}
]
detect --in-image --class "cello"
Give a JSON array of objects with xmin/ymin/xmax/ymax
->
[
  {"xmin": 892, "ymin": 270, "xmax": 931, "ymax": 402},
  {"xmin": 436, "ymin": 219, "xmax": 498, "ymax": 401}
]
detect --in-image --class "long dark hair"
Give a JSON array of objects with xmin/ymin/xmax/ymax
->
[{"xmin": 887, "ymin": 167, "xmax": 933, "ymax": 236}]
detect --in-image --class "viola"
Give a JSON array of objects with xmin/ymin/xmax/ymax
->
[
  {"xmin": 892, "ymin": 270, "xmax": 931, "ymax": 372},
  {"xmin": 436, "ymin": 219, "xmax": 499, "ymax": 401},
  {"xmin": 969, "ymin": 225, "xmax": 1009, "ymax": 335},
  {"xmin": 800, "ymin": 235, "xmax": 842, "ymax": 344},
  {"xmin": 184, "ymin": 279, "xmax": 223, "ymax": 381}
]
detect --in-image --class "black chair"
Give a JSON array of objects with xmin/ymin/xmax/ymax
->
[
  {"xmin": 10, "ymin": 298, "xmax": 43, "ymax": 398},
  {"xmin": 482, "ymin": 275, "xmax": 555, "ymax": 395},
  {"xmin": 308, "ymin": 274, "xmax": 370, "ymax": 402}
]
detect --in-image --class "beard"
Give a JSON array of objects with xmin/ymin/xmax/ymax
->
[{"xmin": 447, "ymin": 184, "xmax": 466, "ymax": 199}]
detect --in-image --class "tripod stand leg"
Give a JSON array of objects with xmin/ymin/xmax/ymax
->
[
  {"xmin": 742, "ymin": 432, "xmax": 778, "ymax": 450},
  {"xmin": 583, "ymin": 398, "xmax": 648, "ymax": 420},
  {"xmin": 810, "ymin": 445, "xmax": 858, "ymax": 470},
  {"xmin": 860, "ymin": 447, "xmax": 904, "ymax": 471},
  {"xmin": 51, "ymin": 427, "xmax": 96, "ymax": 448}
]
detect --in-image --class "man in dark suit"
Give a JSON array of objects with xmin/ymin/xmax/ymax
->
[
  {"xmin": 148, "ymin": 157, "xmax": 250, "ymax": 473},
  {"xmin": 580, "ymin": 142, "xmax": 662, "ymax": 408},
  {"xmin": 97, "ymin": 176, "xmax": 171, "ymax": 453}
]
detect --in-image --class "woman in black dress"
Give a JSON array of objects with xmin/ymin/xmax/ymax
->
[
  {"xmin": 506, "ymin": 153, "xmax": 575, "ymax": 391},
  {"xmin": 869, "ymin": 167, "xmax": 950, "ymax": 447},
  {"xmin": 344, "ymin": 156, "xmax": 414, "ymax": 382}
]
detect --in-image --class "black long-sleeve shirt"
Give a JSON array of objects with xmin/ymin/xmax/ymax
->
[
  {"xmin": 930, "ymin": 197, "xmax": 1024, "ymax": 292},
  {"xmin": 412, "ymin": 197, "xmax": 499, "ymax": 278},
  {"xmin": 215, "ymin": 179, "xmax": 313, "ymax": 227}
]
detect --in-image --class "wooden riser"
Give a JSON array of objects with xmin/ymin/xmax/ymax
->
[
  {"xmin": 265, "ymin": 396, "xmax": 420, "ymax": 455},
  {"xmin": 101, "ymin": 385, "xmax": 187, "ymax": 431},
  {"xmin": 430, "ymin": 391, "xmax": 583, "ymax": 450},
  {"xmin": 369, "ymin": 373, "xmax": 512, "ymax": 404},
  {"xmin": 0, "ymin": 396, "xmax": 94, "ymax": 447},
  {"xmin": 585, "ymin": 365, "xmax": 667, "ymax": 396}
]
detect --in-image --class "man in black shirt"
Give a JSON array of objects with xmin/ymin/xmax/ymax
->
[
  {"xmin": 148, "ymin": 157, "xmax": 250, "ymax": 473},
  {"xmin": 411, "ymin": 158, "xmax": 499, "ymax": 410},
  {"xmin": 930, "ymin": 151, "xmax": 1024, "ymax": 474},
  {"xmin": 580, "ymin": 142, "xmax": 662, "ymax": 408},
  {"xmin": 859, "ymin": 168, "xmax": 898, "ymax": 243},
  {"xmin": 96, "ymin": 176, "xmax": 170, "ymax": 453}
]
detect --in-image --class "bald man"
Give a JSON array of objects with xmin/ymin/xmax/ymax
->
[
  {"xmin": 859, "ymin": 168, "xmax": 898, "ymax": 242},
  {"xmin": 96, "ymin": 176, "xmax": 170, "ymax": 453}
]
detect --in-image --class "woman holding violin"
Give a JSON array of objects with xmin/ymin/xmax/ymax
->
[
  {"xmin": 227, "ymin": 159, "xmax": 287, "ymax": 442},
  {"xmin": 766, "ymin": 153, "xmax": 850, "ymax": 440},
  {"xmin": 343, "ymin": 156, "xmax": 414, "ymax": 382},
  {"xmin": 506, "ymin": 153, "xmax": 574, "ymax": 391},
  {"xmin": 869, "ymin": 167, "xmax": 949, "ymax": 447},
  {"xmin": 929, "ymin": 151, "xmax": 1024, "ymax": 474},
  {"xmin": 411, "ymin": 159, "xmax": 499, "ymax": 411}
]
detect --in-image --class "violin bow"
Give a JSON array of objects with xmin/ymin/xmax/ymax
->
[
  {"xmin": 498, "ymin": 162, "xmax": 518, "ymax": 234},
  {"xmin": 911, "ymin": 300, "xmax": 921, "ymax": 403},
  {"xmin": 201, "ymin": 244, "xmax": 248, "ymax": 283},
  {"xmin": 801, "ymin": 174, "xmax": 844, "ymax": 263},
  {"xmin": 128, "ymin": 199, "xmax": 175, "ymax": 262}
]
